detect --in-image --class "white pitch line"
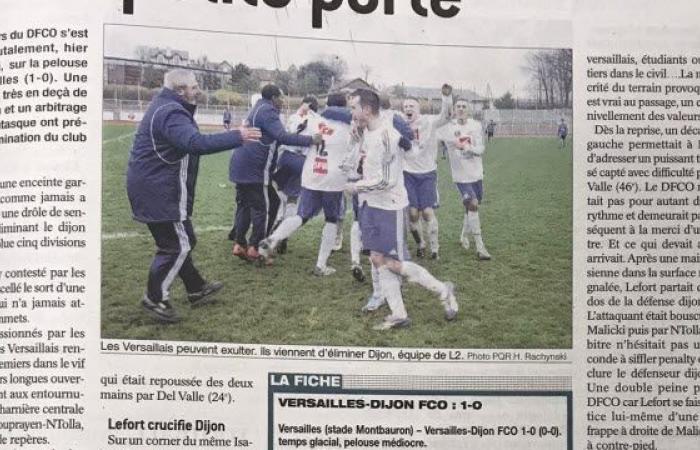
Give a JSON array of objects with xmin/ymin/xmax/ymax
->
[
  {"xmin": 103, "ymin": 225, "xmax": 231, "ymax": 240},
  {"xmin": 103, "ymin": 132, "xmax": 136, "ymax": 145}
]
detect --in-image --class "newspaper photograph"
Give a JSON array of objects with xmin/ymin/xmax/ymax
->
[
  {"xmin": 1, "ymin": 0, "xmax": 700, "ymax": 449},
  {"xmin": 101, "ymin": 24, "xmax": 572, "ymax": 349}
]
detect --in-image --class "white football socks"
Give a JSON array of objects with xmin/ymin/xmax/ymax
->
[
  {"xmin": 270, "ymin": 215, "xmax": 302, "ymax": 246},
  {"xmin": 426, "ymin": 215, "xmax": 439, "ymax": 253},
  {"xmin": 400, "ymin": 261, "xmax": 447, "ymax": 298},
  {"xmin": 316, "ymin": 222, "xmax": 338, "ymax": 269},
  {"xmin": 284, "ymin": 199, "xmax": 298, "ymax": 220},
  {"xmin": 334, "ymin": 218, "xmax": 344, "ymax": 250},
  {"xmin": 467, "ymin": 210, "xmax": 486, "ymax": 253},
  {"xmin": 461, "ymin": 213, "xmax": 470, "ymax": 243},
  {"xmin": 274, "ymin": 191, "xmax": 288, "ymax": 226},
  {"xmin": 378, "ymin": 266, "xmax": 406, "ymax": 319},
  {"xmin": 350, "ymin": 221, "xmax": 362, "ymax": 266},
  {"xmin": 371, "ymin": 264, "xmax": 381, "ymax": 298}
]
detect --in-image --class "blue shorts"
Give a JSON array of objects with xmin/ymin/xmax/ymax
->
[
  {"xmin": 358, "ymin": 203, "xmax": 409, "ymax": 261},
  {"xmin": 273, "ymin": 151, "xmax": 305, "ymax": 197},
  {"xmin": 298, "ymin": 188, "xmax": 343, "ymax": 223},
  {"xmin": 456, "ymin": 180, "xmax": 484, "ymax": 203},
  {"xmin": 404, "ymin": 171, "xmax": 439, "ymax": 210}
]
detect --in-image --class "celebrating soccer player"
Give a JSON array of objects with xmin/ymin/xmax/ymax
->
[
  {"xmin": 345, "ymin": 94, "xmax": 414, "ymax": 284},
  {"xmin": 401, "ymin": 84, "xmax": 453, "ymax": 259},
  {"xmin": 258, "ymin": 93, "xmax": 354, "ymax": 275},
  {"xmin": 229, "ymin": 85, "xmax": 322, "ymax": 262},
  {"xmin": 436, "ymin": 98, "xmax": 491, "ymax": 260},
  {"xmin": 271, "ymin": 96, "xmax": 320, "ymax": 254},
  {"xmin": 347, "ymin": 89, "xmax": 458, "ymax": 330}
]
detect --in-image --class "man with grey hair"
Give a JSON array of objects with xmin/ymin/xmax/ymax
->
[{"xmin": 127, "ymin": 69, "xmax": 261, "ymax": 323}]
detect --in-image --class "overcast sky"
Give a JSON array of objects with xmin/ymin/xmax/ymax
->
[{"xmin": 105, "ymin": 25, "xmax": 555, "ymax": 98}]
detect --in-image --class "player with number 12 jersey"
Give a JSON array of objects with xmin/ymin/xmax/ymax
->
[{"xmin": 259, "ymin": 93, "xmax": 353, "ymax": 275}]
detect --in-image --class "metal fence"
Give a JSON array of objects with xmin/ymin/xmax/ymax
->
[
  {"xmin": 481, "ymin": 108, "xmax": 573, "ymax": 137},
  {"xmin": 103, "ymin": 99, "xmax": 296, "ymax": 127},
  {"xmin": 103, "ymin": 99, "xmax": 571, "ymax": 136}
]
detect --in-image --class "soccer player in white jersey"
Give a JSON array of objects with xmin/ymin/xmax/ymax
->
[
  {"xmin": 272, "ymin": 96, "xmax": 320, "ymax": 253},
  {"xmin": 347, "ymin": 89, "xmax": 458, "ymax": 330},
  {"xmin": 402, "ymin": 84, "xmax": 453, "ymax": 259},
  {"xmin": 258, "ymin": 93, "xmax": 353, "ymax": 275},
  {"xmin": 436, "ymin": 98, "xmax": 491, "ymax": 260},
  {"xmin": 345, "ymin": 95, "xmax": 415, "ymax": 287},
  {"xmin": 340, "ymin": 95, "xmax": 400, "ymax": 279}
]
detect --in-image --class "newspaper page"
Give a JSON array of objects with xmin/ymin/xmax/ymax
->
[
  {"xmin": 0, "ymin": 0, "xmax": 695, "ymax": 449},
  {"xmin": 577, "ymin": 2, "xmax": 700, "ymax": 449}
]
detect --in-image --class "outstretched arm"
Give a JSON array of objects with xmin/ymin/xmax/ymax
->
[
  {"xmin": 161, "ymin": 109, "xmax": 259, "ymax": 155},
  {"xmin": 322, "ymin": 106, "xmax": 352, "ymax": 125},
  {"xmin": 261, "ymin": 108, "xmax": 316, "ymax": 147},
  {"xmin": 432, "ymin": 83, "xmax": 454, "ymax": 130}
]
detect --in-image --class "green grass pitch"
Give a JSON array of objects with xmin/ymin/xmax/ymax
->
[{"xmin": 101, "ymin": 122, "xmax": 572, "ymax": 348}]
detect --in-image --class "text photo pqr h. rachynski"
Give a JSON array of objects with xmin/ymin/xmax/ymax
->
[{"xmin": 101, "ymin": 24, "xmax": 572, "ymax": 348}]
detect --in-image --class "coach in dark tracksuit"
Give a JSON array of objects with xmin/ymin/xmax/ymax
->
[
  {"xmin": 127, "ymin": 69, "xmax": 260, "ymax": 323},
  {"xmin": 229, "ymin": 85, "xmax": 321, "ymax": 261}
]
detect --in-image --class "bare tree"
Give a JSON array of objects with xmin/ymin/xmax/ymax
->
[
  {"xmin": 523, "ymin": 49, "xmax": 572, "ymax": 108},
  {"xmin": 552, "ymin": 49, "xmax": 573, "ymax": 107},
  {"xmin": 524, "ymin": 51, "xmax": 549, "ymax": 107}
]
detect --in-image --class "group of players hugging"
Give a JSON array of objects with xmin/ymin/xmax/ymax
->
[{"xmin": 229, "ymin": 83, "xmax": 491, "ymax": 330}]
